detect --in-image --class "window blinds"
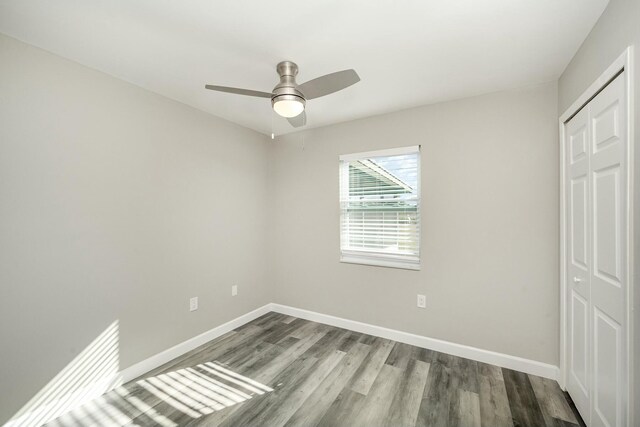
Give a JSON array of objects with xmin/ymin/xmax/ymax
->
[{"xmin": 339, "ymin": 146, "xmax": 420, "ymax": 269}]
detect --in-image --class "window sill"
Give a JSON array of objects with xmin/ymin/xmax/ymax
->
[{"xmin": 340, "ymin": 255, "xmax": 420, "ymax": 271}]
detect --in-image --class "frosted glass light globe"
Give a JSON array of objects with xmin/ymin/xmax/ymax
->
[{"xmin": 273, "ymin": 98, "xmax": 305, "ymax": 118}]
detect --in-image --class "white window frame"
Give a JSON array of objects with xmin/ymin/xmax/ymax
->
[{"xmin": 339, "ymin": 145, "xmax": 421, "ymax": 270}]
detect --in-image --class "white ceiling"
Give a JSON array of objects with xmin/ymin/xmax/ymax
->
[{"xmin": 0, "ymin": 0, "xmax": 607, "ymax": 135}]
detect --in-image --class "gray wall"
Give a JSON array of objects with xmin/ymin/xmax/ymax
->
[
  {"xmin": 270, "ymin": 82, "xmax": 560, "ymax": 365},
  {"xmin": 0, "ymin": 34, "xmax": 271, "ymax": 423},
  {"xmin": 558, "ymin": 0, "xmax": 640, "ymax": 420}
]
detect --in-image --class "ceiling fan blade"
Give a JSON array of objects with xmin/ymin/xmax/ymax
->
[
  {"xmin": 297, "ymin": 69, "xmax": 360, "ymax": 100},
  {"xmin": 205, "ymin": 84, "xmax": 272, "ymax": 98},
  {"xmin": 287, "ymin": 111, "xmax": 307, "ymax": 128}
]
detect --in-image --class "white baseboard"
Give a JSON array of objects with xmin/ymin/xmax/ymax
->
[
  {"xmin": 118, "ymin": 302, "xmax": 559, "ymax": 384},
  {"xmin": 269, "ymin": 303, "xmax": 560, "ymax": 381},
  {"xmin": 119, "ymin": 304, "xmax": 272, "ymax": 382}
]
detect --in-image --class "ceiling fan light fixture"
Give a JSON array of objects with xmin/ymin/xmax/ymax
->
[
  {"xmin": 205, "ymin": 61, "xmax": 359, "ymax": 128},
  {"xmin": 272, "ymin": 94, "xmax": 305, "ymax": 118}
]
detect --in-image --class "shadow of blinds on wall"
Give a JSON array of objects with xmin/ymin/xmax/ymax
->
[{"xmin": 5, "ymin": 321, "xmax": 122, "ymax": 427}]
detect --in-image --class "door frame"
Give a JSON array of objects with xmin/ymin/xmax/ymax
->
[{"xmin": 559, "ymin": 46, "xmax": 635, "ymax": 426}]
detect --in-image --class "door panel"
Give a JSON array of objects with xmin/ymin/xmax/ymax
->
[
  {"xmin": 594, "ymin": 309, "xmax": 621, "ymax": 427},
  {"xmin": 592, "ymin": 101, "xmax": 619, "ymax": 152},
  {"xmin": 571, "ymin": 290, "xmax": 589, "ymax": 394},
  {"xmin": 571, "ymin": 177, "xmax": 588, "ymax": 268},
  {"xmin": 593, "ymin": 167, "xmax": 621, "ymax": 286},
  {"xmin": 571, "ymin": 125, "xmax": 588, "ymax": 163}
]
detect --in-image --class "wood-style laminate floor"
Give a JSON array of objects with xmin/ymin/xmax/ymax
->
[{"xmin": 46, "ymin": 312, "xmax": 585, "ymax": 427}]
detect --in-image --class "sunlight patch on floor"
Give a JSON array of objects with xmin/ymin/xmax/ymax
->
[{"xmin": 46, "ymin": 361, "xmax": 273, "ymax": 426}]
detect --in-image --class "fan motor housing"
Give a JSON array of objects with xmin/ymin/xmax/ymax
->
[{"xmin": 272, "ymin": 61, "xmax": 306, "ymax": 100}]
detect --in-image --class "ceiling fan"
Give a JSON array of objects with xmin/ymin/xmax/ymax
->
[{"xmin": 205, "ymin": 61, "xmax": 360, "ymax": 128}]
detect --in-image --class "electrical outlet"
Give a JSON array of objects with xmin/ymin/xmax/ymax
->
[
  {"xmin": 417, "ymin": 294, "xmax": 426, "ymax": 308},
  {"xmin": 190, "ymin": 297, "xmax": 198, "ymax": 312},
  {"xmin": 231, "ymin": 285, "xmax": 238, "ymax": 296}
]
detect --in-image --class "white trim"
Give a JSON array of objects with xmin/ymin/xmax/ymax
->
[
  {"xmin": 559, "ymin": 110, "xmax": 567, "ymax": 391},
  {"xmin": 558, "ymin": 46, "xmax": 635, "ymax": 427},
  {"xmin": 626, "ymin": 46, "xmax": 635, "ymax": 427},
  {"xmin": 339, "ymin": 145, "xmax": 419, "ymax": 161},
  {"xmin": 269, "ymin": 303, "xmax": 560, "ymax": 381},
  {"xmin": 115, "ymin": 302, "xmax": 561, "ymax": 387},
  {"xmin": 340, "ymin": 255, "xmax": 420, "ymax": 270},
  {"xmin": 119, "ymin": 304, "xmax": 272, "ymax": 382}
]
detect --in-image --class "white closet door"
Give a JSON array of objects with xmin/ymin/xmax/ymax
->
[
  {"xmin": 589, "ymin": 74, "xmax": 627, "ymax": 427},
  {"xmin": 566, "ymin": 106, "xmax": 591, "ymax": 419},
  {"xmin": 564, "ymin": 71, "xmax": 627, "ymax": 427}
]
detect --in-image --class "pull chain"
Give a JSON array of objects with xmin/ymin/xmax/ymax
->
[{"xmin": 270, "ymin": 109, "xmax": 275, "ymax": 140}]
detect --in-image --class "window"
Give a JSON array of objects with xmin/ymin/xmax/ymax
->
[{"xmin": 339, "ymin": 146, "xmax": 420, "ymax": 270}]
